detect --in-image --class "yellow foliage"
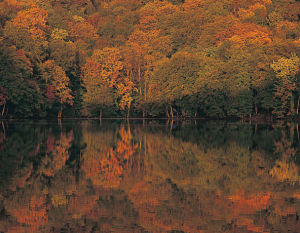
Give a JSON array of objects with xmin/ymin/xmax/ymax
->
[
  {"xmin": 43, "ymin": 60, "xmax": 73, "ymax": 105},
  {"xmin": 271, "ymin": 55, "xmax": 300, "ymax": 79},
  {"xmin": 51, "ymin": 28, "xmax": 68, "ymax": 40},
  {"xmin": 51, "ymin": 194, "xmax": 67, "ymax": 207},
  {"xmin": 270, "ymin": 161, "xmax": 300, "ymax": 183}
]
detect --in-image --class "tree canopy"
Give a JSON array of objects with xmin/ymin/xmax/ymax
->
[{"xmin": 0, "ymin": 0, "xmax": 299, "ymax": 118}]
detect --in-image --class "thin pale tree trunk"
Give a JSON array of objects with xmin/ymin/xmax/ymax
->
[
  {"xmin": 297, "ymin": 96, "xmax": 300, "ymax": 115},
  {"xmin": 170, "ymin": 105, "xmax": 174, "ymax": 118},
  {"xmin": 255, "ymin": 103, "xmax": 258, "ymax": 115},
  {"xmin": 291, "ymin": 94, "xmax": 295, "ymax": 115},
  {"xmin": 1, "ymin": 102, "xmax": 6, "ymax": 117},
  {"xmin": 127, "ymin": 106, "xmax": 130, "ymax": 119},
  {"xmin": 99, "ymin": 109, "xmax": 102, "ymax": 126},
  {"xmin": 99, "ymin": 109, "xmax": 102, "ymax": 119},
  {"xmin": 1, "ymin": 120, "xmax": 6, "ymax": 139},
  {"xmin": 58, "ymin": 105, "xmax": 63, "ymax": 118},
  {"xmin": 169, "ymin": 119, "xmax": 174, "ymax": 133}
]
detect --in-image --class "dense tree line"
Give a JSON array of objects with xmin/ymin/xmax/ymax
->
[{"xmin": 0, "ymin": 0, "xmax": 299, "ymax": 118}]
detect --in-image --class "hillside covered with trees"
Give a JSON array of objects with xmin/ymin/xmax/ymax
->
[{"xmin": 0, "ymin": 0, "xmax": 299, "ymax": 119}]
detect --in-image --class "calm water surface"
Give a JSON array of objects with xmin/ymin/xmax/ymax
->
[{"xmin": 1, "ymin": 120, "xmax": 300, "ymax": 232}]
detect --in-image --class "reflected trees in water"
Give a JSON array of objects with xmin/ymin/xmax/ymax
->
[{"xmin": 1, "ymin": 120, "xmax": 300, "ymax": 232}]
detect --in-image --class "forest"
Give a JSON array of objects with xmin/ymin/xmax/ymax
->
[{"xmin": 0, "ymin": 0, "xmax": 299, "ymax": 119}]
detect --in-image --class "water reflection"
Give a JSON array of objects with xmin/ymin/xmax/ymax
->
[{"xmin": 0, "ymin": 120, "xmax": 300, "ymax": 232}]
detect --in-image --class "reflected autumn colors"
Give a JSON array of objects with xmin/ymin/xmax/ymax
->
[{"xmin": 1, "ymin": 120, "xmax": 300, "ymax": 232}]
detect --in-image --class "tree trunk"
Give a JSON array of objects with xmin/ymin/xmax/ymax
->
[
  {"xmin": 99, "ymin": 109, "xmax": 102, "ymax": 119},
  {"xmin": 90, "ymin": 0, "xmax": 98, "ymax": 8},
  {"xmin": 170, "ymin": 105, "xmax": 174, "ymax": 118},
  {"xmin": 166, "ymin": 107, "xmax": 170, "ymax": 118},
  {"xmin": 58, "ymin": 105, "xmax": 63, "ymax": 118},
  {"xmin": 106, "ymin": 0, "xmax": 110, "ymax": 14},
  {"xmin": 138, "ymin": 65, "xmax": 142, "ymax": 94},
  {"xmin": 4, "ymin": 105, "xmax": 8, "ymax": 118},
  {"xmin": 291, "ymin": 94, "xmax": 295, "ymax": 115},
  {"xmin": 297, "ymin": 96, "xmax": 300, "ymax": 115},
  {"xmin": 1, "ymin": 120, "xmax": 6, "ymax": 139},
  {"xmin": 170, "ymin": 119, "xmax": 174, "ymax": 133},
  {"xmin": 127, "ymin": 107, "xmax": 130, "ymax": 119},
  {"xmin": 255, "ymin": 123, "xmax": 258, "ymax": 135},
  {"xmin": 254, "ymin": 103, "xmax": 258, "ymax": 115},
  {"xmin": 181, "ymin": 110, "xmax": 186, "ymax": 118},
  {"xmin": 1, "ymin": 102, "xmax": 5, "ymax": 117}
]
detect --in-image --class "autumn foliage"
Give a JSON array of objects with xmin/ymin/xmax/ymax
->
[{"xmin": 0, "ymin": 0, "xmax": 299, "ymax": 119}]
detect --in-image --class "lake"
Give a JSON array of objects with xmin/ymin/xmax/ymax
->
[{"xmin": 0, "ymin": 120, "xmax": 300, "ymax": 232}]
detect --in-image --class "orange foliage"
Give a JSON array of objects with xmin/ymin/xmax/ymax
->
[
  {"xmin": 275, "ymin": 20, "xmax": 298, "ymax": 38},
  {"xmin": 43, "ymin": 60, "xmax": 73, "ymax": 106},
  {"xmin": 82, "ymin": 126, "xmax": 138, "ymax": 187},
  {"xmin": 68, "ymin": 194, "xmax": 99, "ymax": 219},
  {"xmin": 128, "ymin": 28, "xmax": 171, "ymax": 61},
  {"xmin": 87, "ymin": 13, "xmax": 104, "ymax": 28},
  {"xmin": 46, "ymin": 135, "xmax": 55, "ymax": 153},
  {"xmin": 11, "ymin": 4, "xmax": 48, "ymax": 40},
  {"xmin": 236, "ymin": 216, "xmax": 267, "ymax": 233},
  {"xmin": 237, "ymin": 1, "xmax": 269, "ymax": 20},
  {"xmin": 138, "ymin": 0, "xmax": 179, "ymax": 31},
  {"xmin": 42, "ymin": 131, "xmax": 73, "ymax": 177},
  {"xmin": 14, "ymin": 164, "xmax": 33, "ymax": 189},
  {"xmin": 82, "ymin": 47, "xmax": 123, "ymax": 87},
  {"xmin": 68, "ymin": 17, "xmax": 99, "ymax": 42},
  {"xmin": 83, "ymin": 47, "xmax": 137, "ymax": 112},
  {"xmin": 115, "ymin": 77, "xmax": 136, "ymax": 110},
  {"xmin": 82, "ymin": 147, "xmax": 123, "ymax": 187},
  {"xmin": 128, "ymin": 180, "xmax": 205, "ymax": 232},
  {"xmin": 223, "ymin": 191, "xmax": 271, "ymax": 232},
  {"xmin": 128, "ymin": 182, "xmax": 160, "ymax": 206},
  {"xmin": 116, "ymin": 126, "xmax": 138, "ymax": 161},
  {"xmin": 6, "ymin": 226, "xmax": 27, "ymax": 233},
  {"xmin": 182, "ymin": 0, "xmax": 206, "ymax": 11},
  {"xmin": 128, "ymin": 182, "xmax": 173, "ymax": 232},
  {"xmin": 218, "ymin": 21, "xmax": 272, "ymax": 46},
  {"xmin": 3, "ymin": 0, "xmax": 24, "ymax": 9},
  {"xmin": 15, "ymin": 49, "xmax": 33, "ymax": 72},
  {"xmin": 9, "ymin": 195, "xmax": 48, "ymax": 231},
  {"xmin": 228, "ymin": 191, "xmax": 270, "ymax": 214}
]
